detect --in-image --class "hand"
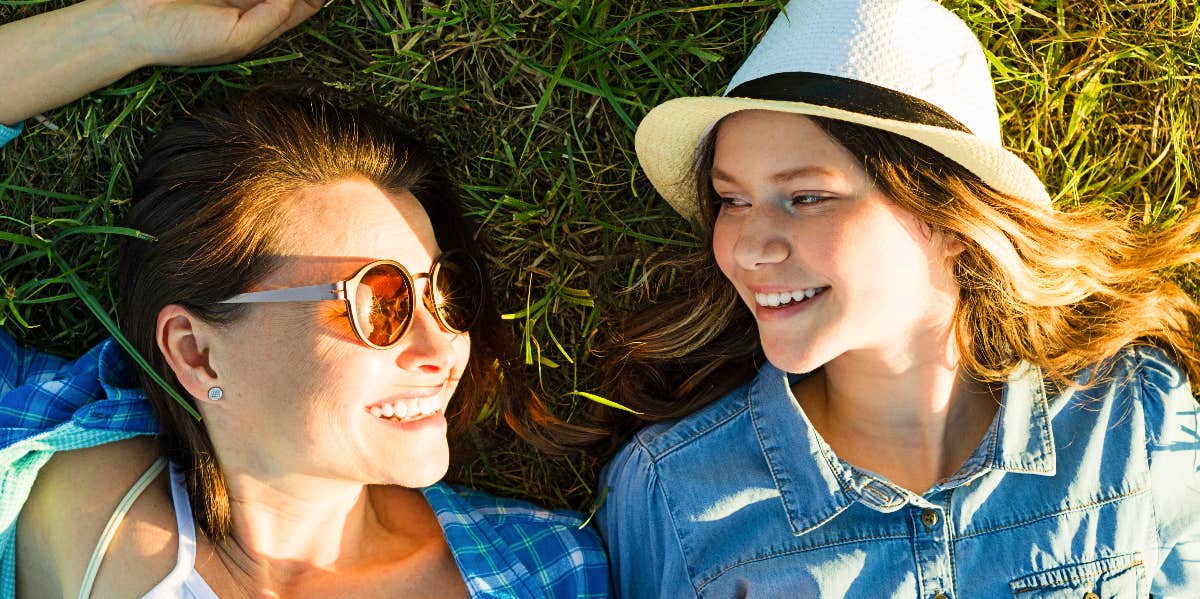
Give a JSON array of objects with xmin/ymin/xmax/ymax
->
[
  {"xmin": 0, "ymin": 0, "xmax": 323, "ymax": 124},
  {"xmin": 120, "ymin": 0, "xmax": 323, "ymax": 67}
]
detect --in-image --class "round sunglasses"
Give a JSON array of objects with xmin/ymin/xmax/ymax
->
[{"xmin": 220, "ymin": 250, "xmax": 484, "ymax": 349}]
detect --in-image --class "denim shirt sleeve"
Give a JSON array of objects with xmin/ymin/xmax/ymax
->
[
  {"xmin": 1139, "ymin": 348, "xmax": 1200, "ymax": 596},
  {"xmin": 597, "ymin": 437, "xmax": 697, "ymax": 598}
]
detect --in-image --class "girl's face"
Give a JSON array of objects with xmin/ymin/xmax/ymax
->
[
  {"xmin": 202, "ymin": 178, "xmax": 470, "ymax": 488},
  {"xmin": 710, "ymin": 111, "xmax": 963, "ymax": 374}
]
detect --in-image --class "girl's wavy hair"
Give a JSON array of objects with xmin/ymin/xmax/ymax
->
[
  {"xmin": 590, "ymin": 115, "xmax": 1200, "ymax": 456},
  {"xmin": 115, "ymin": 83, "xmax": 560, "ymax": 541}
]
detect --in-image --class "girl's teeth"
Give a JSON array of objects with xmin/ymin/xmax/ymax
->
[
  {"xmin": 393, "ymin": 402, "xmax": 408, "ymax": 419},
  {"xmin": 380, "ymin": 403, "xmax": 395, "ymax": 418},
  {"xmin": 369, "ymin": 406, "xmax": 383, "ymax": 418},
  {"xmin": 755, "ymin": 287, "xmax": 824, "ymax": 307}
]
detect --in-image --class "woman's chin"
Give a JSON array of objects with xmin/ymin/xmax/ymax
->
[{"xmin": 389, "ymin": 453, "xmax": 450, "ymax": 488}]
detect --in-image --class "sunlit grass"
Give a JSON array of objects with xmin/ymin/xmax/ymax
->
[{"xmin": 2, "ymin": 0, "xmax": 1196, "ymax": 509}]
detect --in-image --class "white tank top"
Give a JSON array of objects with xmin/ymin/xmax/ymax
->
[{"xmin": 80, "ymin": 458, "xmax": 219, "ymax": 599}]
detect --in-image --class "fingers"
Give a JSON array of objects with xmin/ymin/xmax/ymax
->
[
  {"xmin": 274, "ymin": 0, "xmax": 322, "ymax": 39},
  {"xmin": 230, "ymin": 0, "xmax": 303, "ymax": 51},
  {"xmin": 236, "ymin": 0, "xmax": 321, "ymax": 53},
  {"xmin": 287, "ymin": 0, "xmax": 323, "ymax": 29}
]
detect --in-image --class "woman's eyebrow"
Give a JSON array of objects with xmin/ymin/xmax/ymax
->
[{"xmin": 711, "ymin": 165, "xmax": 837, "ymax": 184}]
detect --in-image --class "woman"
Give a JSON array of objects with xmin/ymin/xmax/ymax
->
[
  {"xmin": 4, "ymin": 86, "xmax": 609, "ymax": 598},
  {"xmin": 594, "ymin": 0, "xmax": 1200, "ymax": 596}
]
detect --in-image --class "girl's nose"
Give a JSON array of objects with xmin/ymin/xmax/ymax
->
[{"xmin": 732, "ymin": 208, "xmax": 790, "ymax": 271}]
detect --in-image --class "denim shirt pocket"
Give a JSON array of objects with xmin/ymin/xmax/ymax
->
[{"xmin": 1009, "ymin": 553, "xmax": 1146, "ymax": 598}]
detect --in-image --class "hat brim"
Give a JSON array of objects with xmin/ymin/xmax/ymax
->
[{"xmin": 634, "ymin": 96, "xmax": 1051, "ymax": 220}]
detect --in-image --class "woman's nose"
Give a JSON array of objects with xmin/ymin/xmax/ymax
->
[
  {"xmin": 733, "ymin": 208, "xmax": 789, "ymax": 271},
  {"xmin": 395, "ymin": 290, "xmax": 458, "ymax": 373}
]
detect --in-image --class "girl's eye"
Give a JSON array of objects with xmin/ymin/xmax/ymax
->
[
  {"xmin": 792, "ymin": 194, "xmax": 829, "ymax": 206},
  {"xmin": 715, "ymin": 196, "xmax": 749, "ymax": 209}
]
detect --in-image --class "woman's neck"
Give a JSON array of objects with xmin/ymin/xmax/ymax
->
[
  {"xmin": 794, "ymin": 326, "xmax": 999, "ymax": 494},
  {"xmin": 210, "ymin": 474, "xmax": 443, "ymax": 593}
]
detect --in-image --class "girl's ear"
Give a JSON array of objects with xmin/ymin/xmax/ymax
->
[
  {"xmin": 156, "ymin": 304, "xmax": 219, "ymax": 402},
  {"xmin": 941, "ymin": 232, "xmax": 967, "ymax": 258},
  {"xmin": 928, "ymin": 222, "xmax": 966, "ymax": 260}
]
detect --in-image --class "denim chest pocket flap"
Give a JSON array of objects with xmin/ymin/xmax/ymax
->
[{"xmin": 1009, "ymin": 553, "xmax": 1146, "ymax": 598}]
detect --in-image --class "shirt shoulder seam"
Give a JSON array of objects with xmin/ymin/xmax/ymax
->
[{"xmin": 637, "ymin": 397, "xmax": 751, "ymax": 460}]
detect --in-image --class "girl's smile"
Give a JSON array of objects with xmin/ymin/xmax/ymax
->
[{"xmin": 710, "ymin": 110, "xmax": 963, "ymax": 374}]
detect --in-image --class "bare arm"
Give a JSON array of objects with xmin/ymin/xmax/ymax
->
[
  {"xmin": 0, "ymin": 0, "xmax": 322, "ymax": 125},
  {"xmin": 16, "ymin": 437, "xmax": 173, "ymax": 598}
]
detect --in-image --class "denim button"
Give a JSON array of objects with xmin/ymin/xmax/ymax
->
[
  {"xmin": 921, "ymin": 509, "xmax": 939, "ymax": 528},
  {"xmin": 1083, "ymin": 593, "xmax": 1099, "ymax": 599},
  {"xmin": 932, "ymin": 592, "xmax": 948, "ymax": 599}
]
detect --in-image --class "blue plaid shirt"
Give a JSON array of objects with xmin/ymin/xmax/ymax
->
[
  {"xmin": 0, "ymin": 122, "xmax": 21, "ymax": 147},
  {"xmin": 0, "ymin": 330, "xmax": 609, "ymax": 597}
]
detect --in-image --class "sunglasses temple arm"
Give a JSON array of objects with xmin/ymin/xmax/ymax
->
[{"xmin": 219, "ymin": 283, "xmax": 344, "ymax": 304}]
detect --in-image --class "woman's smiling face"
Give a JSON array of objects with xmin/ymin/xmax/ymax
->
[
  {"xmin": 200, "ymin": 178, "xmax": 470, "ymax": 488},
  {"xmin": 710, "ymin": 111, "xmax": 964, "ymax": 374}
]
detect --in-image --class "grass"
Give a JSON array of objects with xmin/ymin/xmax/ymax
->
[{"xmin": 2, "ymin": 0, "xmax": 1197, "ymax": 511}]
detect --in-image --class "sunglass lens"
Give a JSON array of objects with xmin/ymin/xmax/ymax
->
[
  {"xmin": 432, "ymin": 253, "xmax": 483, "ymax": 333},
  {"xmin": 356, "ymin": 263, "xmax": 413, "ymax": 347}
]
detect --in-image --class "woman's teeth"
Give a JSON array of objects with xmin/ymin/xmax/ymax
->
[
  {"xmin": 369, "ymin": 396, "xmax": 442, "ymax": 422},
  {"xmin": 754, "ymin": 287, "xmax": 825, "ymax": 307}
]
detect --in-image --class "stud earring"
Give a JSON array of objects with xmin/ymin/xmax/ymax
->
[{"xmin": 207, "ymin": 386, "xmax": 224, "ymax": 401}]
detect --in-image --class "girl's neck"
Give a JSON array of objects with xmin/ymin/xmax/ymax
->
[{"xmin": 794, "ymin": 328, "xmax": 1000, "ymax": 494}]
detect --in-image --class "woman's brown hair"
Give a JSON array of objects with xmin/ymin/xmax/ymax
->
[
  {"xmin": 592, "ymin": 115, "xmax": 1200, "ymax": 456},
  {"xmin": 115, "ymin": 84, "xmax": 530, "ymax": 541}
]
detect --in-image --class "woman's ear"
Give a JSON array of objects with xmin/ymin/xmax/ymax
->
[{"xmin": 157, "ymin": 304, "xmax": 219, "ymax": 403}]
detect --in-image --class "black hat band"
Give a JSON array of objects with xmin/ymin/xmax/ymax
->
[{"xmin": 727, "ymin": 72, "xmax": 972, "ymax": 134}]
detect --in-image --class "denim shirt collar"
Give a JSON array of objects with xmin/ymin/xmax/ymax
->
[{"xmin": 747, "ymin": 360, "xmax": 1056, "ymax": 536}]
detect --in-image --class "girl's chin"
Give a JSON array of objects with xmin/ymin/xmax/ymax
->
[{"xmin": 762, "ymin": 344, "xmax": 830, "ymax": 375}]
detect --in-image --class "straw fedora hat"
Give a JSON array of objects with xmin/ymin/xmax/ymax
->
[{"xmin": 635, "ymin": 0, "xmax": 1051, "ymax": 219}]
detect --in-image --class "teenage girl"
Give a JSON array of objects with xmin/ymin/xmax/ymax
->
[{"xmin": 595, "ymin": 0, "xmax": 1200, "ymax": 596}]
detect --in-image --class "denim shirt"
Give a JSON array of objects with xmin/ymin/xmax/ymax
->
[{"xmin": 597, "ymin": 345, "xmax": 1200, "ymax": 598}]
